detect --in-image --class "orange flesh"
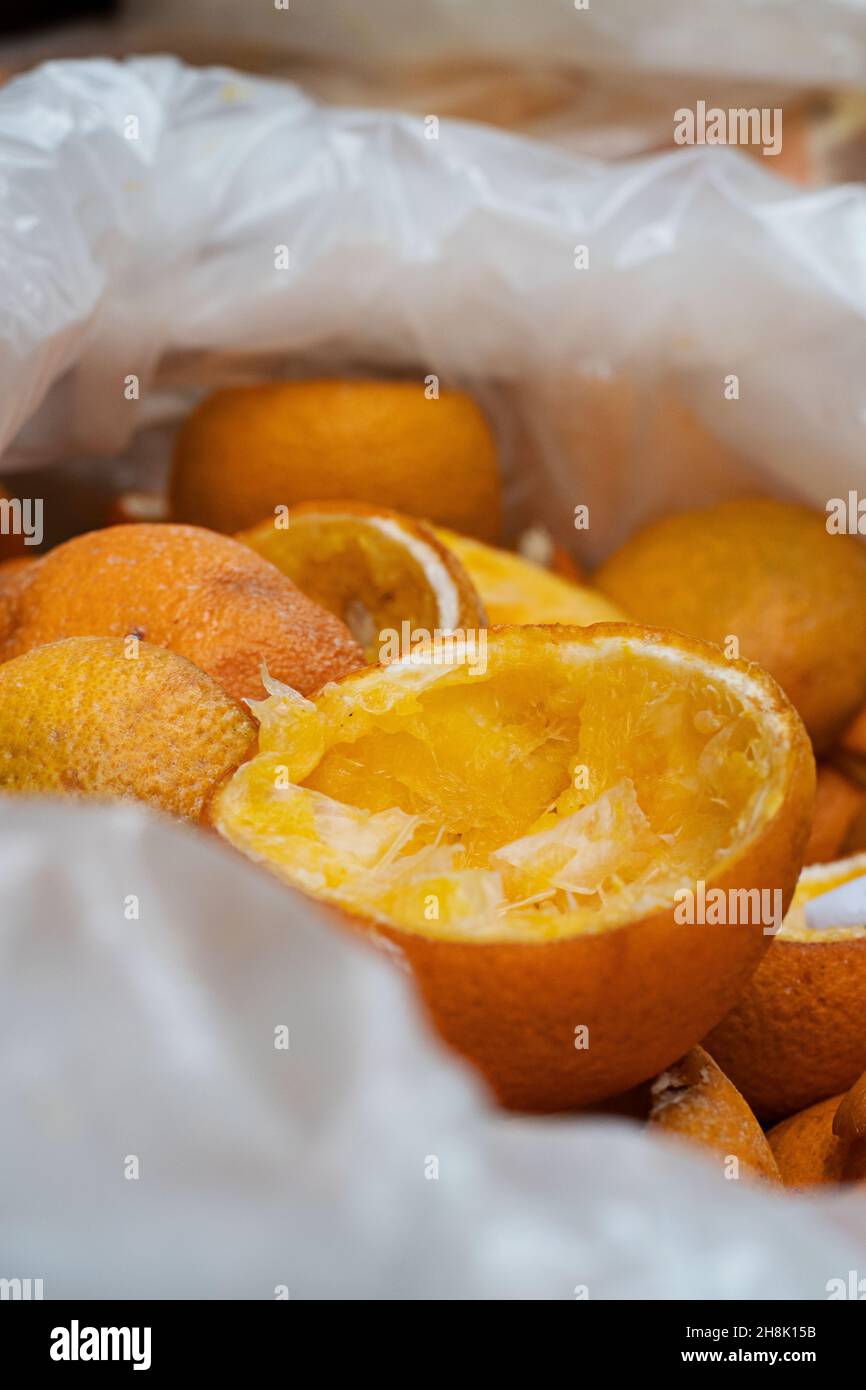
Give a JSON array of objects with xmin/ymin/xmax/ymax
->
[{"xmin": 216, "ymin": 630, "xmax": 789, "ymax": 943}]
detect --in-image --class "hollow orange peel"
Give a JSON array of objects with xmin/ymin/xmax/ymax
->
[
  {"xmin": 436, "ymin": 528, "xmax": 625, "ymax": 626},
  {"xmin": 648, "ymin": 1046, "xmax": 781, "ymax": 1183},
  {"xmin": 238, "ymin": 502, "xmax": 486, "ymax": 662},
  {"xmin": 214, "ymin": 622, "xmax": 814, "ymax": 1111}
]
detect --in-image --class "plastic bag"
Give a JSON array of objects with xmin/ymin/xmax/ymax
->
[
  {"xmin": 4, "ymin": 56, "xmax": 866, "ymax": 560},
  {"xmin": 3, "ymin": 799, "xmax": 865, "ymax": 1299},
  {"xmin": 2, "ymin": 57, "xmax": 866, "ymax": 1296}
]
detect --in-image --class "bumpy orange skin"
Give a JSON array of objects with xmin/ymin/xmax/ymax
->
[
  {"xmin": 704, "ymin": 932, "xmax": 866, "ymax": 1123},
  {"xmin": 323, "ymin": 627, "xmax": 815, "ymax": 1113},
  {"xmin": 0, "ymin": 523, "xmax": 363, "ymax": 704},
  {"xmin": 596, "ymin": 498, "xmax": 866, "ymax": 752},
  {"xmin": 648, "ymin": 1046, "xmax": 781, "ymax": 1182},
  {"xmin": 0, "ymin": 636, "xmax": 257, "ymax": 821},
  {"xmin": 768, "ymin": 1094, "xmax": 866, "ymax": 1187},
  {"xmin": 170, "ymin": 379, "xmax": 502, "ymax": 541}
]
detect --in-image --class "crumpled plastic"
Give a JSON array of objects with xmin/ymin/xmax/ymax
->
[
  {"xmin": 2, "ymin": 799, "xmax": 866, "ymax": 1300},
  {"xmin": 4, "ymin": 57, "xmax": 866, "ymax": 561},
  {"xmin": 2, "ymin": 57, "xmax": 866, "ymax": 1298}
]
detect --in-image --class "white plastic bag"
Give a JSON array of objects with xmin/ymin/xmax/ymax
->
[
  {"xmin": 2, "ymin": 57, "xmax": 866, "ymax": 1297},
  {"xmin": 4, "ymin": 57, "xmax": 866, "ymax": 560},
  {"xmin": 3, "ymin": 800, "xmax": 865, "ymax": 1299}
]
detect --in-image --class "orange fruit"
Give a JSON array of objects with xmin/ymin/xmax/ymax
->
[
  {"xmin": 238, "ymin": 502, "xmax": 486, "ymax": 662},
  {"xmin": 804, "ymin": 764, "xmax": 866, "ymax": 864},
  {"xmin": 0, "ymin": 637, "xmax": 256, "ymax": 820},
  {"xmin": 596, "ymin": 498, "xmax": 866, "ymax": 751},
  {"xmin": 704, "ymin": 853, "xmax": 866, "ymax": 1120},
  {"xmin": 214, "ymin": 623, "xmax": 814, "ymax": 1112},
  {"xmin": 170, "ymin": 379, "xmax": 501, "ymax": 540},
  {"xmin": 435, "ymin": 527, "xmax": 626, "ymax": 626},
  {"xmin": 767, "ymin": 1091, "xmax": 866, "ymax": 1187},
  {"xmin": 648, "ymin": 1046, "xmax": 781, "ymax": 1183},
  {"xmin": 0, "ymin": 523, "xmax": 363, "ymax": 704}
]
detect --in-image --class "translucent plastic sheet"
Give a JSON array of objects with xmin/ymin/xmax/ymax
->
[
  {"xmin": 3, "ymin": 800, "xmax": 866, "ymax": 1300},
  {"xmin": 2, "ymin": 57, "xmax": 866, "ymax": 1297},
  {"xmin": 4, "ymin": 58, "xmax": 866, "ymax": 559}
]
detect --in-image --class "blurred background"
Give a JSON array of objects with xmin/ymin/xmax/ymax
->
[{"xmin": 4, "ymin": 0, "xmax": 866, "ymax": 186}]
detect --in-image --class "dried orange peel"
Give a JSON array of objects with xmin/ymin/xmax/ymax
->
[
  {"xmin": 214, "ymin": 623, "xmax": 814, "ymax": 1111},
  {"xmin": 648, "ymin": 1046, "xmax": 781, "ymax": 1183},
  {"xmin": 436, "ymin": 527, "xmax": 625, "ymax": 626},
  {"xmin": 0, "ymin": 636, "xmax": 256, "ymax": 820},
  {"xmin": 705, "ymin": 853, "xmax": 866, "ymax": 1120},
  {"xmin": 238, "ymin": 502, "xmax": 485, "ymax": 662}
]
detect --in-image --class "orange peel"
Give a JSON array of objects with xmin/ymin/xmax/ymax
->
[
  {"xmin": 214, "ymin": 623, "xmax": 814, "ymax": 1111},
  {"xmin": 238, "ymin": 502, "xmax": 486, "ymax": 662},
  {"xmin": 0, "ymin": 636, "xmax": 256, "ymax": 821},
  {"xmin": 648, "ymin": 1046, "xmax": 781, "ymax": 1183}
]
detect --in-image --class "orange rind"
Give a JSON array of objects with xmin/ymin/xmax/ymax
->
[
  {"xmin": 238, "ymin": 502, "xmax": 486, "ymax": 662},
  {"xmin": 436, "ymin": 527, "xmax": 626, "ymax": 626},
  {"xmin": 0, "ymin": 522, "xmax": 363, "ymax": 704},
  {"xmin": 648, "ymin": 1046, "xmax": 781, "ymax": 1183},
  {"xmin": 705, "ymin": 853, "xmax": 866, "ymax": 1120},
  {"xmin": 0, "ymin": 636, "xmax": 256, "ymax": 821},
  {"xmin": 214, "ymin": 623, "xmax": 814, "ymax": 1111}
]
